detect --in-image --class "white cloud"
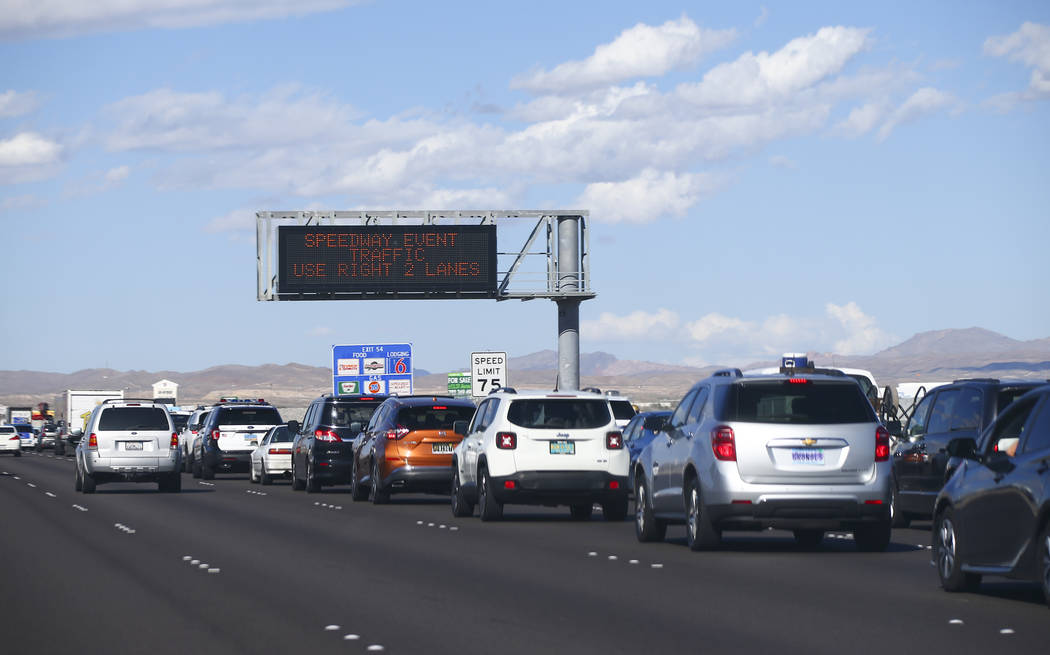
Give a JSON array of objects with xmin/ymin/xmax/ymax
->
[
  {"xmin": 0, "ymin": 132, "xmax": 63, "ymax": 183},
  {"xmin": 834, "ymin": 101, "xmax": 887, "ymax": 137},
  {"xmin": 876, "ymin": 87, "xmax": 955, "ymax": 141},
  {"xmin": 983, "ymin": 22, "xmax": 1050, "ymax": 108},
  {"xmin": 0, "ymin": 193, "xmax": 44, "ymax": 213},
  {"xmin": 754, "ymin": 7, "xmax": 769, "ymax": 28},
  {"xmin": 104, "ymin": 165, "xmax": 130, "ymax": 185},
  {"xmin": 676, "ymin": 26, "xmax": 871, "ymax": 108},
  {"xmin": 826, "ymin": 301, "xmax": 895, "ymax": 355},
  {"xmin": 0, "ymin": 0, "xmax": 359, "ymax": 40},
  {"xmin": 512, "ymin": 16, "xmax": 736, "ymax": 94},
  {"xmin": 0, "ymin": 90, "xmax": 39, "ymax": 117},
  {"xmin": 686, "ymin": 313, "xmax": 754, "ymax": 342},
  {"xmin": 768, "ymin": 154, "xmax": 797, "ymax": 169},
  {"xmin": 205, "ymin": 207, "xmax": 256, "ymax": 233},
  {"xmin": 574, "ymin": 169, "xmax": 719, "ymax": 223},
  {"xmin": 581, "ymin": 309, "xmax": 680, "ymax": 340}
]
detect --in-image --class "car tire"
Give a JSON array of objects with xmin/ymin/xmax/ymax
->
[
  {"xmin": 934, "ymin": 507, "xmax": 981, "ymax": 591},
  {"xmin": 634, "ymin": 475, "xmax": 666, "ymax": 542},
  {"xmin": 685, "ymin": 477, "xmax": 721, "ymax": 551},
  {"xmin": 305, "ymin": 460, "xmax": 321, "ymax": 493},
  {"xmin": 793, "ymin": 529, "xmax": 824, "ymax": 550},
  {"xmin": 369, "ymin": 459, "xmax": 389, "ymax": 505},
  {"xmin": 451, "ymin": 466, "xmax": 474, "ymax": 517},
  {"xmin": 192, "ymin": 456, "xmax": 202, "ymax": 479},
  {"xmin": 569, "ymin": 503, "xmax": 593, "ymax": 521},
  {"xmin": 14, "ymin": 450, "xmax": 21, "ymax": 458},
  {"xmin": 249, "ymin": 461, "xmax": 258, "ymax": 483},
  {"xmin": 260, "ymin": 469, "xmax": 273, "ymax": 486},
  {"xmin": 890, "ymin": 483, "xmax": 910, "ymax": 528},
  {"xmin": 81, "ymin": 469, "xmax": 96, "ymax": 494},
  {"xmin": 183, "ymin": 451, "xmax": 191, "ymax": 473},
  {"xmin": 602, "ymin": 498, "xmax": 628, "ymax": 522},
  {"xmin": 1039, "ymin": 522, "xmax": 1050, "ymax": 609},
  {"xmin": 201, "ymin": 457, "xmax": 215, "ymax": 480},
  {"xmin": 854, "ymin": 520, "xmax": 892, "ymax": 552},
  {"xmin": 477, "ymin": 466, "xmax": 502, "ymax": 522},
  {"xmin": 350, "ymin": 460, "xmax": 367, "ymax": 501},
  {"xmin": 74, "ymin": 462, "xmax": 83, "ymax": 491},
  {"xmin": 291, "ymin": 456, "xmax": 306, "ymax": 491}
]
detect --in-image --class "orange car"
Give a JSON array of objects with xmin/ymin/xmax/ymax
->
[{"xmin": 350, "ymin": 395, "xmax": 476, "ymax": 503}]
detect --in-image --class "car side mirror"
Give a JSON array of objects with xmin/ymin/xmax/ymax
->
[
  {"xmin": 984, "ymin": 450, "xmax": 1015, "ymax": 474},
  {"xmin": 71, "ymin": 428, "xmax": 83, "ymax": 437},
  {"xmin": 286, "ymin": 420, "xmax": 300, "ymax": 435},
  {"xmin": 946, "ymin": 437, "xmax": 978, "ymax": 460},
  {"xmin": 453, "ymin": 420, "xmax": 469, "ymax": 436},
  {"xmin": 349, "ymin": 421, "xmax": 362, "ymax": 434}
]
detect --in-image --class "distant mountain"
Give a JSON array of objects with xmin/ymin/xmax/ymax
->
[{"xmin": 874, "ymin": 327, "xmax": 1030, "ymax": 357}]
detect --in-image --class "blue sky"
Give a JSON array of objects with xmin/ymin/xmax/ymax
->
[{"xmin": 1, "ymin": 0, "xmax": 1048, "ymax": 375}]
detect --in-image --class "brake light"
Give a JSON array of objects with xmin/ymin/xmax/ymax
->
[
  {"xmin": 433, "ymin": 406, "xmax": 447, "ymax": 410},
  {"xmin": 315, "ymin": 429, "xmax": 342, "ymax": 442},
  {"xmin": 606, "ymin": 431, "xmax": 623, "ymax": 449},
  {"xmin": 875, "ymin": 426, "xmax": 890, "ymax": 462},
  {"xmin": 496, "ymin": 432, "xmax": 516, "ymax": 449},
  {"xmin": 170, "ymin": 433, "xmax": 179, "ymax": 448},
  {"xmin": 211, "ymin": 429, "xmax": 221, "ymax": 441},
  {"xmin": 88, "ymin": 433, "xmax": 98, "ymax": 449},
  {"xmin": 504, "ymin": 480, "xmax": 517, "ymax": 489},
  {"xmin": 608, "ymin": 480, "xmax": 620, "ymax": 490},
  {"xmin": 711, "ymin": 426, "xmax": 736, "ymax": 461},
  {"xmin": 788, "ymin": 378, "xmax": 809, "ymax": 384},
  {"xmin": 9, "ymin": 436, "xmax": 18, "ymax": 441},
  {"xmin": 268, "ymin": 447, "xmax": 291, "ymax": 455},
  {"xmin": 384, "ymin": 426, "xmax": 409, "ymax": 440}
]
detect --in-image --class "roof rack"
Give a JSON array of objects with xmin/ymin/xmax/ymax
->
[
  {"xmin": 101, "ymin": 398, "xmax": 156, "ymax": 405},
  {"xmin": 581, "ymin": 386, "xmax": 602, "ymax": 394},
  {"xmin": 491, "ymin": 387, "xmax": 516, "ymax": 395},
  {"xmin": 952, "ymin": 378, "xmax": 999, "ymax": 384},
  {"xmin": 777, "ymin": 365, "xmax": 846, "ymax": 377},
  {"xmin": 713, "ymin": 368, "xmax": 742, "ymax": 378}
]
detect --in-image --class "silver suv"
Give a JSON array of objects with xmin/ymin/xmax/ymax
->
[
  {"xmin": 633, "ymin": 369, "xmax": 891, "ymax": 551},
  {"xmin": 75, "ymin": 399, "xmax": 182, "ymax": 493}
]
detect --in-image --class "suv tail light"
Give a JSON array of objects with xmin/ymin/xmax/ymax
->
[
  {"xmin": 211, "ymin": 429, "xmax": 221, "ymax": 441},
  {"xmin": 9, "ymin": 436, "xmax": 19, "ymax": 441},
  {"xmin": 315, "ymin": 429, "xmax": 342, "ymax": 443},
  {"xmin": 875, "ymin": 426, "xmax": 890, "ymax": 462},
  {"xmin": 169, "ymin": 433, "xmax": 179, "ymax": 449},
  {"xmin": 711, "ymin": 426, "xmax": 736, "ymax": 461},
  {"xmin": 384, "ymin": 426, "xmax": 410, "ymax": 440},
  {"xmin": 605, "ymin": 431, "xmax": 623, "ymax": 449},
  {"xmin": 496, "ymin": 432, "xmax": 516, "ymax": 450},
  {"xmin": 88, "ymin": 433, "xmax": 98, "ymax": 449}
]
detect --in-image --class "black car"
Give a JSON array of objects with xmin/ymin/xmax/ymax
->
[
  {"xmin": 891, "ymin": 378, "xmax": 1041, "ymax": 526},
  {"xmin": 290, "ymin": 394, "xmax": 387, "ymax": 493},
  {"xmin": 932, "ymin": 384, "xmax": 1050, "ymax": 606}
]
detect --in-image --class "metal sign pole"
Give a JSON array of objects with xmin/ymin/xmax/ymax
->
[{"xmin": 556, "ymin": 215, "xmax": 581, "ymax": 391}]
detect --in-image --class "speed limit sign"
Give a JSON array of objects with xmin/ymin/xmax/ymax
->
[{"xmin": 470, "ymin": 352, "xmax": 507, "ymax": 397}]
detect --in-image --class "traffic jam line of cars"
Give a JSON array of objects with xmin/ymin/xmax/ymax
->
[{"xmin": 10, "ymin": 361, "xmax": 1049, "ymax": 611}]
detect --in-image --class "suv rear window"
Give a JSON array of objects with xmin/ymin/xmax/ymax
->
[
  {"xmin": 218, "ymin": 407, "xmax": 282, "ymax": 425},
  {"xmin": 720, "ymin": 381, "xmax": 875, "ymax": 425},
  {"xmin": 326, "ymin": 402, "xmax": 383, "ymax": 426},
  {"xmin": 171, "ymin": 414, "xmax": 190, "ymax": 431},
  {"xmin": 609, "ymin": 399, "xmax": 637, "ymax": 420},
  {"xmin": 507, "ymin": 399, "xmax": 612, "ymax": 429},
  {"xmin": 395, "ymin": 405, "xmax": 476, "ymax": 430},
  {"xmin": 0, "ymin": 426, "xmax": 14, "ymax": 434},
  {"xmin": 99, "ymin": 407, "xmax": 171, "ymax": 430}
]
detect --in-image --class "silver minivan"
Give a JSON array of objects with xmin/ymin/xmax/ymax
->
[
  {"xmin": 75, "ymin": 399, "xmax": 181, "ymax": 493},
  {"xmin": 633, "ymin": 369, "xmax": 892, "ymax": 551}
]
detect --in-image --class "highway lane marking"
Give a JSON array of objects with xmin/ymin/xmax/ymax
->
[
  {"xmin": 417, "ymin": 519, "xmax": 459, "ymax": 531},
  {"xmin": 183, "ymin": 555, "xmax": 220, "ymax": 573},
  {"xmin": 367, "ymin": 645, "xmax": 385, "ymax": 651},
  {"xmin": 588, "ymin": 551, "xmax": 663, "ymax": 568},
  {"xmin": 27, "ymin": 483, "xmax": 36, "ymax": 487},
  {"xmin": 72, "ymin": 504, "xmax": 88, "ymax": 512},
  {"xmin": 114, "ymin": 523, "xmax": 136, "ymax": 534},
  {"xmin": 325, "ymin": 625, "xmax": 340, "ymax": 631},
  {"xmin": 344, "ymin": 634, "xmax": 360, "ymax": 641},
  {"xmin": 1000, "ymin": 628, "xmax": 1015, "ymax": 635},
  {"xmin": 198, "ymin": 481, "xmax": 215, "ymax": 486},
  {"xmin": 314, "ymin": 502, "xmax": 343, "ymax": 510},
  {"xmin": 45, "ymin": 492, "xmax": 56, "ymax": 497},
  {"xmin": 246, "ymin": 490, "xmax": 268, "ymax": 496}
]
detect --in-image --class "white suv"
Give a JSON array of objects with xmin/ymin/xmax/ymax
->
[
  {"xmin": 450, "ymin": 389, "xmax": 629, "ymax": 521},
  {"xmin": 75, "ymin": 399, "xmax": 181, "ymax": 493}
]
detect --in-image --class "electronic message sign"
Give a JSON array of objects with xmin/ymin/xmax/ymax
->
[
  {"xmin": 333, "ymin": 343, "xmax": 413, "ymax": 396},
  {"xmin": 278, "ymin": 225, "xmax": 496, "ymax": 298}
]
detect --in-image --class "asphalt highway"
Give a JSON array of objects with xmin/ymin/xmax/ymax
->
[{"xmin": 2, "ymin": 451, "xmax": 1048, "ymax": 654}]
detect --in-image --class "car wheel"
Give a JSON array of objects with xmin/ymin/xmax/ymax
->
[
  {"xmin": 934, "ymin": 507, "xmax": 981, "ymax": 591},
  {"xmin": 305, "ymin": 460, "xmax": 321, "ymax": 493},
  {"xmin": 685, "ymin": 477, "xmax": 721, "ymax": 551},
  {"xmin": 350, "ymin": 460, "xmax": 367, "ymax": 501},
  {"xmin": 192, "ymin": 455, "xmax": 201, "ymax": 479},
  {"xmin": 291, "ymin": 455, "xmax": 306, "ymax": 491},
  {"xmin": 1040, "ymin": 522, "xmax": 1050, "ymax": 609},
  {"xmin": 890, "ymin": 482, "xmax": 910, "ymax": 528},
  {"xmin": 602, "ymin": 498, "xmax": 628, "ymax": 522},
  {"xmin": 793, "ymin": 529, "xmax": 824, "ymax": 550},
  {"xmin": 249, "ymin": 461, "xmax": 258, "ymax": 483},
  {"xmin": 369, "ymin": 459, "xmax": 389, "ymax": 505},
  {"xmin": 182, "ymin": 450, "xmax": 191, "ymax": 473},
  {"xmin": 14, "ymin": 450, "xmax": 21, "ymax": 457},
  {"xmin": 450, "ymin": 466, "xmax": 474, "ymax": 517},
  {"xmin": 201, "ymin": 456, "xmax": 215, "ymax": 480},
  {"xmin": 74, "ymin": 461, "xmax": 83, "ymax": 491},
  {"xmin": 569, "ymin": 503, "xmax": 593, "ymax": 521},
  {"xmin": 634, "ymin": 475, "xmax": 667, "ymax": 542},
  {"xmin": 477, "ymin": 466, "xmax": 502, "ymax": 522},
  {"xmin": 260, "ymin": 468, "xmax": 273, "ymax": 486},
  {"xmin": 81, "ymin": 469, "xmax": 96, "ymax": 494},
  {"xmin": 855, "ymin": 519, "xmax": 892, "ymax": 552}
]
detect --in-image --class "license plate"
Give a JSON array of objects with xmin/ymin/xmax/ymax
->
[
  {"xmin": 550, "ymin": 440, "xmax": 575, "ymax": 455},
  {"xmin": 791, "ymin": 448, "xmax": 824, "ymax": 465},
  {"xmin": 125, "ymin": 442, "xmax": 143, "ymax": 451},
  {"xmin": 431, "ymin": 443, "xmax": 454, "ymax": 454}
]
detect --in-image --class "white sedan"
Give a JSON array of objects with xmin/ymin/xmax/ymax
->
[
  {"xmin": 0, "ymin": 425, "xmax": 22, "ymax": 456},
  {"xmin": 249, "ymin": 425, "xmax": 294, "ymax": 485}
]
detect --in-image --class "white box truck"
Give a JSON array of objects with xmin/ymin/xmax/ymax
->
[{"xmin": 57, "ymin": 390, "xmax": 125, "ymax": 456}]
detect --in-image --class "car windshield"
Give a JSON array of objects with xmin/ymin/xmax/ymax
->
[
  {"xmin": 99, "ymin": 407, "xmax": 171, "ymax": 430},
  {"xmin": 507, "ymin": 399, "xmax": 612, "ymax": 429},
  {"xmin": 218, "ymin": 407, "xmax": 282, "ymax": 425},
  {"xmin": 720, "ymin": 381, "xmax": 875, "ymax": 425},
  {"xmin": 396, "ymin": 405, "xmax": 476, "ymax": 430},
  {"xmin": 329, "ymin": 402, "xmax": 383, "ymax": 426},
  {"xmin": 609, "ymin": 399, "xmax": 637, "ymax": 420}
]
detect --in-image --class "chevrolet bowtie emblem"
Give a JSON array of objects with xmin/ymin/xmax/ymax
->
[{"xmin": 802, "ymin": 438, "xmax": 817, "ymax": 447}]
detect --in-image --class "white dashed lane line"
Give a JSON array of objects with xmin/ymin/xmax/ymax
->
[
  {"xmin": 313, "ymin": 502, "xmax": 342, "ymax": 510},
  {"xmin": 45, "ymin": 491, "xmax": 56, "ymax": 498},
  {"xmin": 198, "ymin": 481, "xmax": 215, "ymax": 487},
  {"xmin": 114, "ymin": 523, "xmax": 136, "ymax": 534},
  {"xmin": 72, "ymin": 504, "xmax": 88, "ymax": 512},
  {"xmin": 246, "ymin": 490, "xmax": 268, "ymax": 496},
  {"xmin": 416, "ymin": 519, "xmax": 458, "ymax": 531},
  {"xmin": 322, "ymin": 625, "xmax": 382, "ymax": 650},
  {"xmin": 587, "ymin": 551, "xmax": 663, "ymax": 569},
  {"xmin": 182, "ymin": 555, "xmax": 220, "ymax": 574}
]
